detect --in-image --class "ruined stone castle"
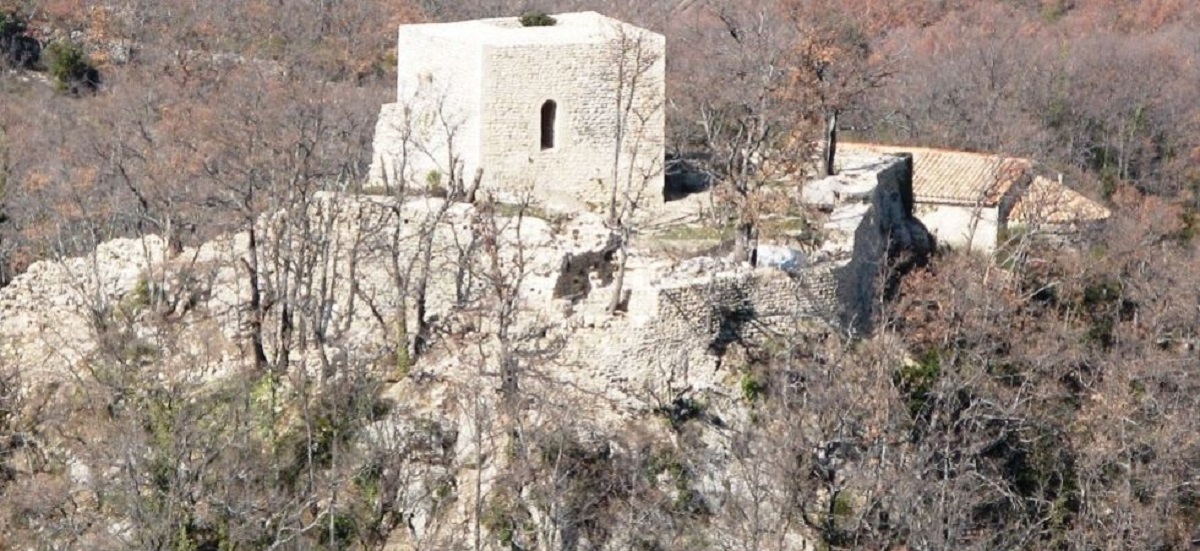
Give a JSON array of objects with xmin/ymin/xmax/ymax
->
[
  {"xmin": 354, "ymin": 12, "xmax": 932, "ymax": 402},
  {"xmin": 0, "ymin": 12, "xmax": 933, "ymax": 406}
]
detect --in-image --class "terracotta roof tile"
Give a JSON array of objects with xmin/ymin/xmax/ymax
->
[
  {"xmin": 1010, "ymin": 176, "xmax": 1111, "ymax": 225},
  {"xmin": 838, "ymin": 143, "xmax": 1030, "ymax": 207}
]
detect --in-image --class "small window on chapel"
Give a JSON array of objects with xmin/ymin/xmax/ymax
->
[{"xmin": 540, "ymin": 100, "xmax": 557, "ymax": 150}]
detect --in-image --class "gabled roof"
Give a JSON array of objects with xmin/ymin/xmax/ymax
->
[
  {"xmin": 838, "ymin": 143, "xmax": 1030, "ymax": 207},
  {"xmin": 1010, "ymin": 176, "xmax": 1111, "ymax": 225}
]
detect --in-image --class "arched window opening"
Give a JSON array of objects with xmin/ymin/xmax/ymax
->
[{"xmin": 540, "ymin": 100, "xmax": 557, "ymax": 150}]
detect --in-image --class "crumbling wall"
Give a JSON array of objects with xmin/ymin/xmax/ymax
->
[
  {"xmin": 654, "ymin": 268, "xmax": 840, "ymax": 352},
  {"xmin": 546, "ymin": 153, "xmax": 933, "ymax": 405},
  {"xmin": 552, "ymin": 266, "xmax": 841, "ymax": 406},
  {"xmin": 552, "ymin": 236, "xmax": 620, "ymax": 301},
  {"xmin": 0, "ymin": 152, "xmax": 922, "ymax": 408},
  {"xmin": 833, "ymin": 152, "xmax": 934, "ymax": 334}
]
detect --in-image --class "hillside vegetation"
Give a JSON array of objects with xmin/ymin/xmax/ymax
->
[{"xmin": 0, "ymin": 0, "xmax": 1197, "ymax": 550}]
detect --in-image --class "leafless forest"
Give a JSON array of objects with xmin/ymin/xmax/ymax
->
[{"xmin": 0, "ymin": 0, "xmax": 1198, "ymax": 549}]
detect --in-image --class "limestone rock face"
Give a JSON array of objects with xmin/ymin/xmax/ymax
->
[
  {"xmin": 0, "ymin": 151, "xmax": 917, "ymax": 400},
  {"xmin": 0, "ymin": 236, "xmax": 168, "ymax": 382}
]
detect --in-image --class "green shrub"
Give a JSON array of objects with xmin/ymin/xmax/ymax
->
[
  {"xmin": 0, "ymin": 12, "xmax": 25, "ymax": 39},
  {"xmin": 127, "ymin": 275, "xmax": 152, "ymax": 311},
  {"xmin": 392, "ymin": 315, "xmax": 410, "ymax": 381},
  {"xmin": 519, "ymin": 12, "xmax": 557, "ymax": 27},
  {"xmin": 481, "ymin": 488, "xmax": 532, "ymax": 547},
  {"xmin": 121, "ymin": 339, "xmax": 162, "ymax": 366},
  {"xmin": 894, "ymin": 350, "xmax": 941, "ymax": 420},
  {"xmin": 1176, "ymin": 207, "xmax": 1199, "ymax": 243},
  {"xmin": 45, "ymin": 40, "xmax": 99, "ymax": 95},
  {"xmin": 739, "ymin": 371, "xmax": 766, "ymax": 403},
  {"xmin": 831, "ymin": 490, "xmax": 854, "ymax": 518},
  {"xmin": 1040, "ymin": 0, "xmax": 1071, "ymax": 23},
  {"xmin": 1077, "ymin": 277, "xmax": 1129, "ymax": 350},
  {"xmin": 424, "ymin": 171, "xmax": 448, "ymax": 198},
  {"xmin": 313, "ymin": 512, "xmax": 358, "ymax": 550}
]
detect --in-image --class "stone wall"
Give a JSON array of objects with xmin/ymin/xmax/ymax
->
[
  {"xmin": 550, "ymin": 153, "xmax": 931, "ymax": 404},
  {"xmin": 368, "ymin": 13, "xmax": 666, "ymax": 210},
  {"xmin": 547, "ymin": 262, "xmax": 851, "ymax": 407},
  {"xmin": 369, "ymin": 27, "xmax": 483, "ymax": 189},
  {"xmin": 479, "ymin": 32, "xmax": 665, "ymax": 208}
]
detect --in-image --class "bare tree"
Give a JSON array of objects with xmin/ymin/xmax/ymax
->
[
  {"xmin": 0, "ymin": 119, "xmax": 10, "ymax": 286},
  {"xmin": 779, "ymin": 0, "xmax": 894, "ymax": 176},
  {"xmin": 675, "ymin": 2, "xmax": 815, "ymax": 263},
  {"xmin": 602, "ymin": 21, "xmax": 665, "ymax": 313}
]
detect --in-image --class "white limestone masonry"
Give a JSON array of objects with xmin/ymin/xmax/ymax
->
[{"xmin": 369, "ymin": 12, "xmax": 666, "ymax": 210}]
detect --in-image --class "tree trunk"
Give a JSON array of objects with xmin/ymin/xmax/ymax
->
[
  {"xmin": 608, "ymin": 182, "xmax": 620, "ymax": 225},
  {"xmin": 466, "ymin": 167, "xmax": 483, "ymax": 204},
  {"xmin": 413, "ymin": 224, "xmax": 434, "ymax": 359},
  {"xmin": 245, "ymin": 226, "xmax": 269, "ymax": 372},
  {"xmin": 733, "ymin": 222, "xmax": 756, "ymax": 264},
  {"xmin": 413, "ymin": 271, "xmax": 430, "ymax": 360},
  {"xmin": 823, "ymin": 109, "xmax": 840, "ymax": 177},
  {"xmin": 392, "ymin": 294, "xmax": 410, "ymax": 381},
  {"xmin": 607, "ymin": 237, "xmax": 629, "ymax": 314}
]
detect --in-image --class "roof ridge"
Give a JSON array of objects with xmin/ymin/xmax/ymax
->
[
  {"xmin": 839, "ymin": 142, "xmax": 1030, "ymax": 206},
  {"xmin": 839, "ymin": 142, "xmax": 1029, "ymax": 162}
]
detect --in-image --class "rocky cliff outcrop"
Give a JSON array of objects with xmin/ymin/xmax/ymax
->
[{"xmin": 0, "ymin": 151, "xmax": 926, "ymax": 550}]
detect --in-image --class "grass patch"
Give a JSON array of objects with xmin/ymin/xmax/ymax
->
[
  {"xmin": 519, "ymin": 12, "xmax": 557, "ymax": 27},
  {"xmin": 762, "ymin": 216, "xmax": 824, "ymax": 250},
  {"xmin": 655, "ymin": 217, "xmax": 818, "ymax": 244},
  {"xmin": 355, "ymin": 185, "xmax": 390, "ymax": 196},
  {"xmin": 494, "ymin": 201, "xmax": 550, "ymax": 220},
  {"xmin": 655, "ymin": 224, "xmax": 731, "ymax": 242},
  {"xmin": 760, "ymin": 216, "xmax": 809, "ymax": 235}
]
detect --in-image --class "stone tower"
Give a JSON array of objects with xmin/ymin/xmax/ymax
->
[{"xmin": 368, "ymin": 12, "xmax": 666, "ymax": 209}]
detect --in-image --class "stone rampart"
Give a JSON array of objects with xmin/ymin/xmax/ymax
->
[{"xmin": 0, "ymin": 150, "xmax": 926, "ymax": 410}]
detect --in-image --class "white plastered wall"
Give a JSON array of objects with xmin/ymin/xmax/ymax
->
[
  {"xmin": 916, "ymin": 203, "xmax": 1001, "ymax": 253},
  {"xmin": 369, "ymin": 27, "xmax": 483, "ymax": 189}
]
